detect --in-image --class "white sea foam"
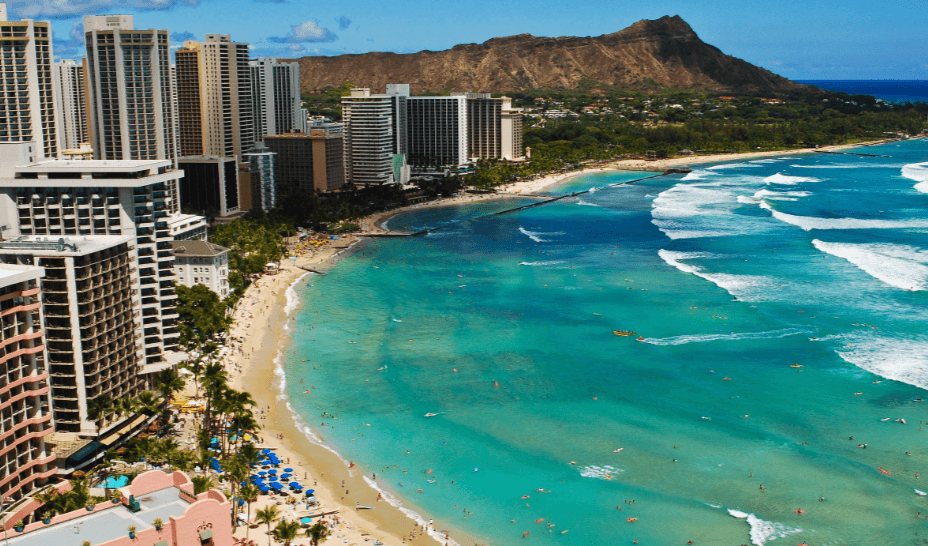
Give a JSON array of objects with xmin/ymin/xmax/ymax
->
[
  {"xmin": 835, "ymin": 334, "xmax": 928, "ymax": 390},
  {"xmin": 363, "ymin": 476, "xmax": 462, "ymax": 546},
  {"xmin": 643, "ymin": 328, "xmax": 808, "ymax": 346},
  {"xmin": 812, "ymin": 240, "xmax": 928, "ymax": 291},
  {"xmin": 576, "ymin": 199, "xmax": 600, "ymax": 207},
  {"xmin": 580, "ymin": 465, "xmax": 623, "ymax": 480},
  {"xmin": 737, "ymin": 195, "xmax": 758, "ymax": 204},
  {"xmin": 764, "ymin": 173, "xmax": 822, "ymax": 185},
  {"xmin": 518, "ymin": 227, "xmax": 564, "ymax": 242},
  {"xmin": 727, "ymin": 510, "xmax": 803, "ymax": 545},
  {"xmin": 759, "ymin": 201, "xmax": 928, "ymax": 231},
  {"xmin": 749, "ymin": 158, "xmax": 781, "ymax": 164},
  {"xmin": 519, "ymin": 260, "xmax": 564, "ymax": 266},
  {"xmin": 284, "ymin": 272, "xmax": 310, "ymax": 315},
  {"xmin": 658, "ymin": 250, "xmax": 773, "ymax": 301},
  {"xmin": 681, "ymin": 169, "xmax": 715, "ymax": 181},
  {"xmin": 901, "ymin": 161, "xmax": 928, "ymax": 194},
  {"xmin": 752, "ymin": 189, "xmax": 811, "ymax": 201},
  {"xmin": 708, "ymin": 163, "xmax": 762, "ymax": 170},
  {"xmin": 652, "ymin": 184, "xmax": 751, "ymax": 240},
  {"xmin": 588, "ymin": 187, "xmax": 599, "ymax": 193}
]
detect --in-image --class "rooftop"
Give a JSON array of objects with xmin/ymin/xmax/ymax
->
[
  {"xmin": 15, "ymin": 159, "xmax": 173, "ymax": 172},
  {"xmin": 169, "ymin": 240, "xmax": 229, "ymax": 257},
  {"xmin": 0, "ymin": 235, "xmax": 135, "ymax": 256},
  {"xmin": 0, "ymin": 263, "xmax": 44, "ymax": 287},
  {"xmin": 5, "ymin": 487, "xmax": 189, "ymax": 546}
]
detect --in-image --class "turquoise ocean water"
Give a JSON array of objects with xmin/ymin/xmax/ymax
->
[{"xmin": 281, "ymin": 140, "xmax": 928, "ymax": 545}]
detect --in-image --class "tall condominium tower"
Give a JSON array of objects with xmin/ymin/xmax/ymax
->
[
  {"xmin": 200, "ymin": 35, "xmax": 254, "ymax": 159},
  {"xmin": 0, "ymin": 156, "xmax": 185, "ymax": 367},
  {"xmin": 174, "ymin": 41, "xmax": 203, "ymax": 156},
  {"xmin": 249, "ymin": 58, "xmax": 301, "ymax": 140},
  {"xmin": 454, "ymin": 93, "xmax": 524, "ymax": 161},
  {"xmin": 52, "ymin": 59, "xmax": 89, "ymax": 151},
  {"xmin": 341, "ymin": 85, "xmax": 408, "ymax": 186},
  {"xmin": 406, "ymin": 95, "xmax": 468, "ymax": 169},
  {"xmin": 0, "ymin": 264, "xmax": 56, "ymax": 500},
  {"xmin": 0, "ymin": 5, "xmax": 59, "ymax": 159},
  {"xmin": 83, "ymin": 15, "xmax": 177, "ymax": 164},
  {"xmin": 0, "ymin": 236, "xmax": 142, "ymax": 438},
  {"xmin": 175, "ymin": 36, "xmax": 255, "ymax": 159}
]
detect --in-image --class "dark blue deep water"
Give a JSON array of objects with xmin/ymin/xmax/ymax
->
[{"xmin": 797, "ymin": 80, "xmax": 928, "ymax": 103}]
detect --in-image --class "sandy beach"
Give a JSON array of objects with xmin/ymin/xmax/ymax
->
[
  {"xmin": 207, "ymin": 138, "xmax": 893, "ymax": 546},
  {"xmin": 212, "ymin": 237, "xmax": 459, "ymax": 546}
]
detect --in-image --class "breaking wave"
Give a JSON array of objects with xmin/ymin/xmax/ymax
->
[
  {"xmin": 642, "ymin": 328, "xmax": 808, "ymax": 346},
  {"xmin": 812, "ymin": 240, "xmax": 928, "ymax": 291}
]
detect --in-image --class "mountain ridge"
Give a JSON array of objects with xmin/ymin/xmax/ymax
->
[{"xmin": 291, "ymin": 16, "xmax": 801, "ymax": 96}]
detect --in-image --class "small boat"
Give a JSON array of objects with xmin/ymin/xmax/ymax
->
[
  {"xmin": 613, "ymin": 448, "xmax": 624, "ymax": 453},
  {"xmin": 613, "ymin": 330, "xmax": 636, "ymax": 337},
  {"xmin": 881, "ymin": 417, "xmax": 891, "ymax": 422},
  {"xmin": 636, "ymin": 336, "xmax": 645, "ymax": 342},
  {"xmin": 896, "ymin": 418, "xmax": 907, "ymax": 424},
  {"xmin": 356, "ymin": 505, "xmax": 375, "ymax": 510},
  {"xmin": 790, "ymin": 364, "xmax": 803, "ymax": 368},
  {"xmin": 424, "ymin": 413, "xmax": 438, "ymax": 417}
]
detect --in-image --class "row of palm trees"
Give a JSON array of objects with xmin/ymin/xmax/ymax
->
[{"xmin": 255, "ymin": 504, "xmax": 331, "ymax": 546}]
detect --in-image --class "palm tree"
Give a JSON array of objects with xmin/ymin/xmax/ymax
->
[
  {"xmin": 191, "ymin": 475, "xmax": 214, "ymax": 495},
  {"xmin": 186, "ymin": 357, "xmax": 205, "ymax": 398},
  {"xmin": 86, "ymin": 394, "xmax": 113, "ymax": 434},
  {"xmin": 255, "ymin": 504, "xmax": 281, "ymax": 546},
  {"xmin": 226, "ymin": 457, "xmax": 249, "ymax": 529},
  {"xmin": 306, "ymin": 521, "xmax": 330, "ymax": 546},
  {"xmin": 274, "ymin": 519, "xmax": 301, "ymax": 546},
  {"xmin": 202, "ymin": 362, "xmax": 229, "ymax": 436},
  {"xmin": 136, "ymin": 390, "xmax": 162, "ymax": 415},
  {"xmin": 239, "ymin": 483, "xmax": 260, "ymax": 539},
  {"xmin": 113, "ymin": 396, "xmax": 139, "ymax": 420},
  {"xmin": 156, "ymin": 368, "xmax": 185, "ymax": 418},
  {"xmin": 129, "ymin": 436, "xmax": 157, "ymax": 466}
]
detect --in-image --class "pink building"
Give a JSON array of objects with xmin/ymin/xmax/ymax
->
[
  {"xmin": 0, "ymin": 264, "xmax": 56, "ymax": 502},
  {"xmin": 3, "ymin": 470, "xmax": 233, "ymax": 546}
]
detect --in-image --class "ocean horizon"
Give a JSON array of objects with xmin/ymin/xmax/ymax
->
[
  {"xmin": 797, "ymin": 80, "xmax": 928, "ymax": 103},
  {"xmin": 281, "ymin": 139, "xmax": 928, "ymax": 545}
]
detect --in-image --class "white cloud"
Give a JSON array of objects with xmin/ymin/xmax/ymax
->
[
  {"xmin": 269, "ymin": 19, "xmax": 338, "ymax": 43},
  {"xmin": 8, "ymin": 0, "xmax": 198, "ymax": 19}
]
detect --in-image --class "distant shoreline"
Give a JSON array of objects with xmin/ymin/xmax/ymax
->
[{"xmin": 362, "ymin": 139, "xmax": 895, "ymax": 234}]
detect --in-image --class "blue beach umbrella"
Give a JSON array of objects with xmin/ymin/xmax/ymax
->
[
  {"xmin": 306, "ymin": 489, "xmax": 314, "ymax": 495},
  {"xmin": 259, "ymin": 486, "xmax": 270, "ymax": 492},
  {"xmin": 271, "ymin": 482, "xmax": 283, "ymax": 490},
  {"xmin": 261, "ymin": 448, "xmax": 271, "ymax": 454},
  {"xmin": 280, "ymin": 474, "xmax": 291, "ymax": 479},
  {"xmin": 284, "ymin": 468, "xmax": 294, "ymax": 473},
  {"xmin": 289, "ymin": 482, "xmax": 300, "ymax": 488},
  {"xmin": 268, "ymin": 469, "xmax": 277, "ymax": 475},
  {"xmin": 258, "ymin": 471, "xmax": 267, "ymax": 475}
]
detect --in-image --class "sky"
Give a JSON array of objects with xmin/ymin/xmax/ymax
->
[{"xmin": 7, "ymin": 0, "xmax": 927, "ymax": 80}]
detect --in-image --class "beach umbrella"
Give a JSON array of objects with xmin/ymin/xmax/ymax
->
[
  {"xmin": 289, "ymin": 482, "xmax": 300, "ymax": 488},
  {"xmin": 271, "ymin": 482, "xmax": 283, "ymax": 490},
  {"xmin": 259, "ymin": 486, "xmax": 270, "ymax": 492},
  {"xmin": 300, "ymin": 517, "xmax": 312, "ymax": 525},
  {"xmin": 258, "ymin": 471, "xmax": 267, "ymax": 476},
  {"xmin": 284, "ymin": 468, "xmax": 294, "ymax": 473},
  {"xmin": 280, "ymin": 474, "xmax": 291, "ymax": 480},
  {"xmin": 261, "ymin": 448, "xmax": 271, "ymax": 454},
  {"xmin": 268, "ymin": 469, "xmax": 277, "ymax": 475},
  {"xmin": 306, "ymin": 489, "xmax": 315, "ymax": 495}
]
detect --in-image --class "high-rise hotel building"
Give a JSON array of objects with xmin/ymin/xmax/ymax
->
[
  {"xmin": 0, "ymin": 152, "xmax": 184, "ymax": 368},
  {"xmin": 0, "ymin": 236, "xmax": 142, "ymax": 437},
  {"xmin": 0, "ymin": 264, "xmax": 55, "ymax": 500},
  {"xmin": 406, "ymin": 94, "xmax": 467, "ymax": 169},
  {"xmin": 52, "ymin": 59, "xmax": 89, "ymax": 152},
  {"xmin": 249, "ymin": 58, "xmax": 301, "ymax": 140},
  {"xmin": 341, "ymin": 85, "xmax": 408, "ymax": 186},
  {"xmin": 83, "ymin": 15, "xmax": 177, "ymax": 166},
  {"xmin": 454, "ymin": 92, "xmax": 524, "ymax": 161},
  {"xmin": 0, "ymin": 4, "xmax": 59, "ymax": 160},
  {"xmin": 175, "ymin": 35, "xmax": 254, "ymax": 160}
]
